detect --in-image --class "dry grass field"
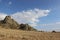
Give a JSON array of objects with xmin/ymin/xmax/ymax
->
[{"xmin": 0, "ymin": 27, "xmax": 60, "ymax": 40}]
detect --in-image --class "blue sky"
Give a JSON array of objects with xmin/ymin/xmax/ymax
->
[{"xmin": 0, "ymin": 0, "xmax": 60, "ymax": 31}]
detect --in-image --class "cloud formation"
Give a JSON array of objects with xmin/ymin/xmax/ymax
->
[
  {"xmin": 8, "ymin": 1, "xmax": 12, "ymax": 5},
  {"xmin": 11, "ymin": 8, "xmax": 50, "ymax": 26},
  {"xmin": 0, "ymin": 8, "xmax": 60, "ymax": 31},
  {"xmin": 0, "ymin": 13, "xmax": 7, "ymax": 20}
]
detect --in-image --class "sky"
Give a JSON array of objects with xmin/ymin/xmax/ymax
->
[{"xmin": 0, "ymin": 0, "xmax": 60, "ymax": 31}]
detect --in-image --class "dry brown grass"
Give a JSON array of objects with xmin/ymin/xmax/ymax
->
[{"xmin": 0, "ymin": 27, "xmax": 60, "ymax": 40}]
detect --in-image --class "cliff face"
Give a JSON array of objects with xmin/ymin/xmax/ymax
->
[{"xmin": 0, "ymin": 16, "xmax": 37, "ymax": 31}]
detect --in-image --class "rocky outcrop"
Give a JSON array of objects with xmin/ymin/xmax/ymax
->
[
  {"xmin": 0, "ymin": 16, "xmax": 37, "ymax": 31},
  {"xmin": 0, "ymin": 16, "xmax": 19, "ymax": 29},
  {"xmin": 19, "ymin": 24, "xmax": 37, "ymax": 31}
]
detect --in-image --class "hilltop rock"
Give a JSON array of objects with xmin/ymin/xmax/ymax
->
[{"xmin": 0, "ymin": 16, "xmax": 19, "ymax": 29}]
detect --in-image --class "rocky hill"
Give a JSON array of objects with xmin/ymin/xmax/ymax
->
[
  {"xmin": 0, "ymin": 16, "xmax": 37, "ymax": 31},
  {"xmin": 0, "ymin": 16, "xmax": 19, "ymax": 29}
]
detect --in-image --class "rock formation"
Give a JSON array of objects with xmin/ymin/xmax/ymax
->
[
  {"xmin": 0, "ymin": 16, "xmax": 19, "ymax": 29},
  {"xmin": 19, "ymin": 24, "xmax": 37, "ymax": 31},
  {"xmin": 0, "ymin": 16, "xmax": 37, "ymax": 31}
]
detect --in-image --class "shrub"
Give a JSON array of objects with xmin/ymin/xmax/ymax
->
[{"xmin": 52, "ymin": 30, "xmax": 56, "ymax": 33}]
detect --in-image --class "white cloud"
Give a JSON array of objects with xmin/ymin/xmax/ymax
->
[
  {"xmin": 11, "ymin": 8, "xmax": 50, "ymax": 26},
  {"xmin": 0, "ymin": 13, "xmax": 7, "ymax": 20},
  {"xmin": 0, "ymin": 8, "xmax": 60, "ymax": 31},
  {"xmin": 8, "ymin": 1, "xmax": 12, "ymax": 5}
]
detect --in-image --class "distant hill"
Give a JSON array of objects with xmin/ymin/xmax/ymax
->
[{"xmin": 0, "ymin": 16, "xmax": 37, "ymax": 31}]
